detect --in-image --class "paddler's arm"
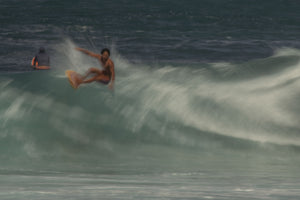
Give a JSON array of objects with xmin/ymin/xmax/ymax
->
[
  {"xmin": 35, "ymin": 66, "xmax": 50, "ymax": 70},
  {"xmin": 31, "ymin": 56, "xmax": 37, "ymax": 69},
  {"xmin": 108, "ymin": 61, "xmax": 115, "ymax": 90},
  {"xmin": 75, "ymin": 47, "xmax": 101, "ymax": 59}
]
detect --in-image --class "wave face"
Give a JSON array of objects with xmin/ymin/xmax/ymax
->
[{"xmin": 1, "ymin": 45, "xmax": 300, "ymax": 172}]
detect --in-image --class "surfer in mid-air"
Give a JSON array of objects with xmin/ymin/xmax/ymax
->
[{"xmin": 75, "ymin": 47, "xmax": 115, "ymax": 90}]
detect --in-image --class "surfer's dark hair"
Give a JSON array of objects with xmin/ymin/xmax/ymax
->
[{"xmin": 101, "ymin": 48, "xmax": 110, "ymax": 56}]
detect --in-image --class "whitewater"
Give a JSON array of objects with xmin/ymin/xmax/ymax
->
[
  {"xmin": 0, "ymin": 40, "xmax": 300, "ymax": 199},
  {"xmin": 1, "ymin": 40, "xmax": 300, "ymax": 199},
  {"xmin": 1, "ymin": 0, "xmax": 300, "ymax": 198}
]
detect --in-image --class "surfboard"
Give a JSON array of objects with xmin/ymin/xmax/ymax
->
[{"xmin": 65, "ymin": 70, "xmax": 82, "ymax": 89}]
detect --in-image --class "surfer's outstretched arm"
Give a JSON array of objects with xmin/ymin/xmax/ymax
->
[{"xmin": 75, "ymin": 47, "xmax": 101, "ymax": 59}]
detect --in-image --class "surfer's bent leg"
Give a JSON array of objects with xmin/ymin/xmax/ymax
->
[
  {"xmin": 82, "ymin": 68, "xmax": 102, "ymax": 80},
  {"xmin": 81, "ymin": 76, "xmax": 98, "ymax": 83},
  {"xmin": 81, "ymin": 73, "xmax": 110, "ymax": 84},
  {"xmin": 80, "ymin": 68, "xmax": 110, "ymax": 84}
]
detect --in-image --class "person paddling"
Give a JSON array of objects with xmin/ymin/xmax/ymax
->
[{"xmin": 31, "ymin": 47, "xmax": 50, "ymax": 70}]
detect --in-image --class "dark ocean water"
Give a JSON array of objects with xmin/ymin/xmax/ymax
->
[
  {"xmin": 1, "ymin": 0, "xmax": 300, "ymax": 199},
  {"xmin": 1, "ymin": 0, "xmax": 300, "ymax": 70}
]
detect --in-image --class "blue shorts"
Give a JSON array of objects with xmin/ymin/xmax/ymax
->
[{"xmin": 98, "ymin": 80, "xmax": 110, "ymax": 85}]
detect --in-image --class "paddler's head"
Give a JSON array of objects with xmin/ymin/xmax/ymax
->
[
  {"xmin": 39, "ymin": 47, "xmax": 45, "ymax": 53},
  {"xmin": 101, "ymin": 48, "xmax": 110, "ymax": 62}
]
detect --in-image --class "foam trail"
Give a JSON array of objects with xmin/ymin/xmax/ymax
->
[
  {"xmin": 52, "ymin": 39, "xmax": 100, "ymax": 73},
  {"xmin": 113, "ymin": 48, "xmax": 300, "ymax": 146}
]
